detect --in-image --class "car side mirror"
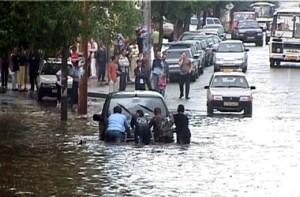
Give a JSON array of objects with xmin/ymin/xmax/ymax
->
[
  {"xmin": 245, "ymin": 48, "xmax": 249, "ymax": 52},
  {"xmin": 212, "ymin": 48, "xmax": 217, "ymax": 52},
  {"xmin": 250, "ymin": 86, "xmax": 256, "ymax": 90},
  {"xmin": 93, "ymin": 114, "xmax": 104, "ymax": 121},
  {"xmin": 204, "ymin": 85, "xmax": 209, "ymax": 89},
  {"xmin": 194, "ymin": 55, "xmax": 199, "ymax": 59},
  {"xmin": 208, "ymin": 42, "xmax": 213, "ymax": 47}
]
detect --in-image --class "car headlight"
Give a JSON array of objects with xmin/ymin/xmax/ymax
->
[
  {"xmin": 276, "ymin": 48, "xmax": 281, "ymax": 53},
  {"xmin": 239, "ymin": 33, "xmax": 244, "ymax": 36},
  {"xmin": 257, "ymin": 32, "xmax": 262, "ymax": 35},
  {"xmin": 216, "ymin": 58, "xmax": 223, "ymax": 62},
  {"xmin": 240, "ymin": 96, "xmax": 252, "ymax": 101},
  {"xmin": 211, "ymin": 95, "xmax": 223, "ymax": 100},
  {"xmin": 235, "ymin": 57, "xmax": 244, "ymax": 61}
]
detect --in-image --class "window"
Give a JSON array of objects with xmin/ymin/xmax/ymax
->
[
  {"xmin": 211, "ymin": 76, "xmax": 249, "ymax": 88},
  {"xmin": 218, "ymin": 43, "xmax": 243, "ymax": 52}
]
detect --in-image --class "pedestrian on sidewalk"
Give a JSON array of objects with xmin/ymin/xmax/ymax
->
[
  {"xmin": 55, "ymin": 69, "xmax": 62, "ymax": 108},
  {"xmin": 29, "ymin": 49, "xmax": 40, "ymax": 91},
  {"xmin": 18, "ymin": 48, "xmax": 28, "ymax": 92},
  {"xmin": 141, "ymin": 52, "xmax": 152, "ymax": 90},
  {"xmin": 178, "ymin": 51, "xmax": 192, "ymax": 99},
  {"xmin": 96, "ymin": 42, "xmax": 107, "ymax": 82},
  {"xmin": 118, "ymin": 49, "xmax": 130, "ymax": 91},
  {"xmin": 158, "ymin": 73, "xmax": 167, "ymax": 97},
  {"xmin": 89, "ymin": 37, "xmax": 98, "ymax": 78},
  {"xmin": 130, "ymin": 41, "xmax": 139, "ymax": 81},
  {"xmin": 11, "ymin": 48, "xmax": 20, "ymax": 91},
  {"xmin": 108, "ymin": 55, "xmax": 120, "ymax": 93},
  {"xmin": 70, "ymin": 46, "xmax": 81, "ymax": 112},
  {"xmin": 152, "ymin": 27, "xmax": 159, "ymax": 55},
  {"xmin": 173, "ymin": 104, "xmax": 191, "ymax": 145},
  {"xmin": 151, "ymin": 51, "xmax": 164, "ymax": 92},
  {"xmin": 1, "ymin": 53, "xmax": 9, "ymax": 90},
  {"xmin": 134, "ymin": 59, "xmax": 147, "ymax": 90}
]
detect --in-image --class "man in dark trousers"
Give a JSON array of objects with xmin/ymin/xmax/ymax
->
[
  {"xmin": 178, "ymin": 51, "xmax": 193, "ymax": 99},
  {"xmin": 96, "ymin": 42, "xmax": 107, "ymax": 82},
  {"xmin": 134, "ymin": 59, "xmax": 147, "ymax": 90},
  {"xmin": 173, "ymin": 104, "xmax": 191, "ymax": 144},
  {"xmin": 29, "ymin": 49, "xmax": 40, "ymax": 91}
]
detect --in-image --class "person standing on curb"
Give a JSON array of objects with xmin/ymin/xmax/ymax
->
[
  {"xmin": 178, "ymin": 51, "xmax": 192, "ymax": 99},
  {"xmin": 11, "ymin": 48, "xmax": 20, "ymax": 91},
  {"xmin": 70, "ymin": 46, "xmax": 80, "ymax": 112},
  {"xmin": 151, "ymin": 51, "xmax": 164, "ymax": 92},
  {"xmin": 134, "ymin": 59, "xmax": 147, "ymax": 90},
  {"xmin": 1, "ymin": 53, "xmax": 9, "ymax": 90},
  {"xmin": 152, "ymin": 27, "xmax": 159, "ymax": 55},
  {"xmin": 18, "ymin": 48, "xmax": 28, "ymax": 92},
  {"xmin": 29, "ymin": 49, "xmax": 40, "ymax": 91},
  {"xmin": 108, "ymin": 55, "xmax": 120, "ymax": 93},
  {"xmin": 130, "ymin": 41, "xmax": 139, "ymax": 81},
  {"xmin": 89, "ymin": 38, "xmax": 98, "ymax": 78},
  {"xmin": 118, "ymin": 49, "xmax": 130, "ymax": 91}
]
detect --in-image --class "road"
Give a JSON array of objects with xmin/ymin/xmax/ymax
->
[{"xmin": 1, "ymin": 41, "xmax": 300, "ymax": 196}]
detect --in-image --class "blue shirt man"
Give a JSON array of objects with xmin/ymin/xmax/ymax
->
[{"xmin": 106, "ymin": 106, "xmax": 130, "ymax": 143}]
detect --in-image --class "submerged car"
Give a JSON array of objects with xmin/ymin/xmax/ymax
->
[
  {"xmin": 93, "ymin": 91, "xmax": 171, "ymax": 141},
  {"xmin": 213, "ymin": 40, "xmax": 249, "ymax": 72},
  {"xmin": 204, "ymin": 71, "xmax": 256, "ymax": 116}
]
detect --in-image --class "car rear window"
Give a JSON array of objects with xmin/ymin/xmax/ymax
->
[
  {"xmin": 166, "ymin": 50, "xmax": 191, "ymax": 59},
  {"xmin": 218, "ymin": 43, "xmax": 243, "ymax": 52},
  {"xmin": 108, "ymin": 97, "xmax": 168, "ymax": 119}
]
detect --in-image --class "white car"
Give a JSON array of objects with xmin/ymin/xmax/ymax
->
[
  {"xmin": 213, "ymin": 40, "xmax": 249, "ymax": 72},
  {"xmin": 37, "ymin": 58, "xmax": 74, "ymax": 101}
]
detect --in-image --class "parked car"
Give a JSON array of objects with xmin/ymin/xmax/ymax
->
[
  {"xmin": 203, "ymin": 24, "xmax": 227, "ymax": 40},
  {"xmin": 200, "ymin": 17, "xmax": 222, "ymax": 26},
  {"xmin": 182, "ymin": 35, "xmax": 222, "ymax": 66},
  {"xmin": 36, "ymin": 58, "xmax": 73, "ymax": 101},
  {"xmin": 213, "ymin": 40, "xmax": 249, "ymax": 72},
  {"xmin": 204, "ymin": 70, "xmax": 256, "ymax": 116},
  {"xmin": 165, "ymin": 48, "xmax": 199, "ymax": 82},
  {"xmin": 163, "ymin": 21, "xmax": 174, "ymax": 39},
  {"xmin": 93, "ymin": 91, "xmax": 171, "ymax": 141},
  {"xmin": 168, "ymin": 41, "xmax": 203, "ymax": 75},
  {"xmin": 231, "ymin": 20, "xmax": 263, "ymax": 46}
]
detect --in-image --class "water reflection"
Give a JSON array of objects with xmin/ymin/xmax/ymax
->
[{"xmin": 1, "ymin": 107, "xmax": 300, "ymax": 196}]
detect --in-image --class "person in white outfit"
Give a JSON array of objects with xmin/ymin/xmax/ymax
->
[{"xmin": 89, "ymin": 38, "xmax": 98, "ymax": 78}]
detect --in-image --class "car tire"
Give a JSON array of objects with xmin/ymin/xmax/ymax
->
[
  {"xmin": 192, "ymin": 73, "xmax": 197, "ymax": 82},
  {"xmin": 270, "ymin": 58, "xmax": 275, "ymax": 68},
  {"xmin": 36, "ymin": 88, "xmax": 43, "ymax": 101},
  {"xmin": 265, "ymin": 37, "xmax": 269, "ymax": 45},
  {"xmin": 256, "ymin": 40, "xmax": 263, "ymax": 47},
  {"xmin": 199, "ymin": 66, "xmax": 204, "ymax": 74},
  {"xmin": 242, "ymin": 67, "xmax": 247, "ymax": 73},
  {"xmin": 99, "ymin": 122, "xmax": 105, "ymax": 141},
  {"xmin": 244, "ymin": 104, "xmax": 252, "ymax": 117},
  {"xmin": 207, "ymin": 103, "xmax": 213, "ymax": 116},
  {"xmin": 276, "ymin": 60, "xmax": 281, "ymax": 67},
  {"xmin": 214, "ymin": 67, "xmax": 219, "ymax": 72}
]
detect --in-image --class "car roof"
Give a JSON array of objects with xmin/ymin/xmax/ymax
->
[
  {"xmin": 170, "ymin": 41, "xmax": 197, "ymax": 45},
  {"xmin": 238, "ymin": 19, "xmax": 258, "ymax": 23},
  {"xmin": 166, "ymin": 48, "xmax": 192, "ymax": 52},
  {"xmin": 213, "ymin": 71, "xmax": 246, "ymax": 77},
  {"xmin": 108, "ymin": 90, "xmax": 165, "ymax": 99},
  {"xmin": 220, "ymin": 40, "xmax": 243, "ymax": 44}
]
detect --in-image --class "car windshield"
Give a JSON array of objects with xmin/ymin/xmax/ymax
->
[
  {"xmin": 108, "ymin": 97, "xmax": 168, "ymax": 120},
  {"xmin": 238, "ymin": 21, "xmax": 260, "ymax": 29},
  {"xmin": 169, "ymin": 44, "xmax": 192, "ymax": 50},
  {"xmin": 213, "ymin": 18, "xmax": 221, "ymax": 24},
  {"xmin": 211, "ymin": 75, "xmax": 249, "ymax": 88},
  {"xmin": 218, "ymin": 43, "xmax": 243, "ymax": 52},
  {"xmin": 41, "ymin": 62, "xmax": 73, "ymax": 75},
  {"xmin": 166, "ymin": 50, "xmax": 191, "ymax": 59},
  {"xmin": 204, "ymin": 26, "xmax": 224, "ymax": 33},
  {"xmin": 190, "ymin": 18, "xmax": 198, "ymax": 25}
]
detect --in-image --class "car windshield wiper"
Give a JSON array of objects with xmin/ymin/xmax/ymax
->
[
  {"xmin": 117, "ymin": 103, "xmax": 132, "ymax": 115},
  {"xmin": 138, "ymin": 104, "xmax": 154, "ymax": 113},
  {"xmin": 212, "ymin": 85, "xmax": 225, "ymax": 88}
]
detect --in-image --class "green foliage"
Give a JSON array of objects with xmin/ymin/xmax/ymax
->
[{"xmin": 89, "ymin": 1, "xmax": 142, "ymax": 45}]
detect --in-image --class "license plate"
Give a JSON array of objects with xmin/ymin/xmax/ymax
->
[
  {"xmin": 288, "ymin": 56, "xmax": 297, "ymax": 60},
  {"xmin": 247, "ymin": 37, "xmax": 255, "ymax": 40},
  {"xmin": 52, "ymin": 89, "xmax": 57, "ymax": 93},
  {"xmin": 224, "ymin": 102, "xmax": 238, "ymax": 106}
]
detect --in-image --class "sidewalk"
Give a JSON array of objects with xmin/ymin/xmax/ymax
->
[{"xmin": 87, "ymin": 78, "xmax": 135, "ymax": 98}]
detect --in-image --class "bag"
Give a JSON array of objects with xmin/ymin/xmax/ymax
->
[
  {"xmin": 157, "ymin": 117, "xmax": 174, "ymax": 143},
  {"xmin": 136, "ymin": 117, "xmax": 150, "ymax": 132}
]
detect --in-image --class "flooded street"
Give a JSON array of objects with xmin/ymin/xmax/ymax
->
[{"xmin": 2, "ymin": 42, "xmax": 300, "ymax": 196}]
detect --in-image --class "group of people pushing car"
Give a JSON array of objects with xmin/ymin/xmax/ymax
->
[{"xmin": 105, "ymin": 104, "xmax": 191, "ymax": 145}]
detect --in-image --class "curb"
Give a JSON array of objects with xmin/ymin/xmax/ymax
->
[{"xmin": 87, "ymin": 91, "xmax": 107, "ymax": 98}]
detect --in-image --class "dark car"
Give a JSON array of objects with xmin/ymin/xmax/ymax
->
[
  {"xmin": 93, "ymin": 91, "xmax": 171, "ymax": 141},
  {"xmin": 204, "ymin": 71, "xmax": 255, "ymax": 116},
  {"xmin": 231, "ymin": 20, "xmax": 263, "ymax": 46}
]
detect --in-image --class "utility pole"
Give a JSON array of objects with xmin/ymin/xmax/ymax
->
[
  {"xmin": 61, "ymin": 46, "xmax": 69, "ymax": 121},
  {"xmin": 144, "ymin": 0, "xmax": 152, "ymax": 65},
  {"xmin": 78, "ymin": 0, "xmax": 89, "ymax": 116}
]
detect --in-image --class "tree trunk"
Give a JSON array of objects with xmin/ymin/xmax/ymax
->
[
  {"xmin": 183, "ymin": 15, "xmax": 190, "ymax": 32},
  {"xmin": 174, "ymin": 19, "xmax": 184, "ymax": 41},
  {"xmin": 213, "ymin": 3, "xmax": 221, "ymax": 18},
  {"xmin": 197, "ymin": 9, "xmax": 202, "ymax": 30},
  {"xmin": 158, "ymin": 1, "xmax": 164, "ymax": 51},
  {"xmin": 61, "ymin": 45, "xmax": 69, "ymax": 121}
]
